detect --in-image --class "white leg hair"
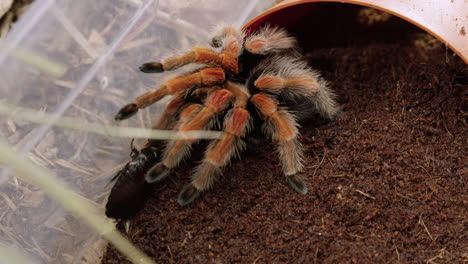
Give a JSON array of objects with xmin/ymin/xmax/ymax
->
[
  {"xmin": 245, "ymin": 25, "xmax": 298, "ymax": 54},
  {"xmin": 254, "ymin": 55, "xmax": 341, "ymax": 120}
]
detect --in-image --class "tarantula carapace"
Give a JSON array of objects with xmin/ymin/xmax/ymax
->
[{"xmin": 113, "ymin": 25, "xmax": 339, "ymax": 207}]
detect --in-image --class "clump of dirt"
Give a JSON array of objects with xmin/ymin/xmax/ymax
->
[{"xmin": 102, "ymin": 5, "xmax": 467, "ymax": 264}]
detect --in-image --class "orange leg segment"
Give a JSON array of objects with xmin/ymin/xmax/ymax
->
[
  {"xmin": 166, "ymin": 67, "xmax": 225, "ymax": 94},
  {"xmin": 140, "ymin": 47, "xmax": 238, "ymax": 74},
  {"xmin": 245, "ymin": 38, "xmax": 268, "ymax": 54},
  {"xmin": 251, "ymin": 94, "xmax": 297, "ymax": 142},
  {"xmin": 255, "ymin": 76, "xmax": 319, "ymax": 93},
  {"xmin": 145, "ymin": 89, "xmax": 234, "ymax": 183},
  {"xmin": 205, "ymin": 108, "xmax": 250, "ymax": 167},
  {"xmin": 250, "ymin": 93, "xmax": 306, "ymax": 194},
  {"xmin": 115, "ymin": 67, "xmax": 226, "ymax": 121},
  {"xmin": 225, "ymin": 81, "xmax": 250, "ymax": 108},
  {"xmin": 164, "ymin": 88, "xmax": 233, "ymax": 167},
  {"xmin": 179, "ymin": 108, "xmax": 251, "ymax": 205},
  {"xmin": 153, "ymin": 94, "xmax": 185, "ymax": 130}
]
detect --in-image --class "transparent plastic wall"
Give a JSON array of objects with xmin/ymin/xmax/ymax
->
[{"xmin": 0, "ymin": 0, "xmax": 273, "ymax": 263}]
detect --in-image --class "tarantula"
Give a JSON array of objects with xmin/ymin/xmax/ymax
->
[{"xmin": 113, "ymin": 25, "xmax": 339, "ymax": 207}]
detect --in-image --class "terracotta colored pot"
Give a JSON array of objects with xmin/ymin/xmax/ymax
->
[{"xmin": 244, "ymin": 0, "xmax": 468, "ymax": 63}]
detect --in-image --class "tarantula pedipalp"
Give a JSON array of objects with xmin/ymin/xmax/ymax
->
[{"xmin": 114, "ymin": 25, "xmax": 340, "ymax": 206}]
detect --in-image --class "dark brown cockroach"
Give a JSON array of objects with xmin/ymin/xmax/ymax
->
[{"xmin": 105, "ymin": 140, "xmax": 160, "ymax": 219}]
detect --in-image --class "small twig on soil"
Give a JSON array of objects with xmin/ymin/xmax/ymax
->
[
  {"xmin": 180, "ymin": 232, "xmax": 191, "ymax": 247},
  {"xmin": 346, "ymin": 232, "xmax": 364, "ymax": 239},
  {"xmin": 393, "ymin": 243, "xmax": 400, "ymax": 264},
  {"xmin": 395, "ymin": 192, "xmax": 418, "ymax": 201},
  {"xmin": 279, "ymin": 228, "xmax": 292, "ymax": 234},
  {"xmin": 416, "ymin": 164, "xmax": 433, "ymax": 178},
  {"xmin": 252, "ymin": 256, "xmax": 261, "ymax": 264},
  {"xmin": 390, "ymin": 119, "xmax": 403, "ymax": 129},
  {"xmin": 355, "ymin": 189, "xmax": 376, "ymax": 200},
  {"xmin": 314, "ymin": 247, "xmax": 319, "ymax": 263},
  {"xmin": 327, "ymin": 155, "xmax": 337, "ymax": 167},
  {"xmin": 418, "ymin": 215, "xmax": 435, "ymax": 242},
  {"xmin": 167, "ymin": 245, "xmax": 173, "ymax": 259},
  {"xmin": 441, "ymin": 119, "xmax": 453, "ymax": 137},
  {"xmin": 426, "ymin": 248, "xmax": 446, "ymax": 263},
  {"xmin": 312, "ymin": 153, "xmax": 327, "ymax": 177}
]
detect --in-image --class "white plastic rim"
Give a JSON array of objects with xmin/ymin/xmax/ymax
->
[{"xmin": 245, "ymin": 0, "xmax": 468, "ymax": 63}]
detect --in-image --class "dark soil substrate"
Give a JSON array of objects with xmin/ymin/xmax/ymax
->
[{"xmin": 102, "ymin": 5, "xmax": 467, "ymax": 264}]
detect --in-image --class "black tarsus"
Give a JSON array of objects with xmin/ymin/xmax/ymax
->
[
  {"xmin": 177, "ymin": 183, "xmax": 201, "ymax": 206},
  {"xmin": 139, "ymin": 62, "xmax": 164, "ymax": 73},
  {"xmin": 286, "ymin": 174, "xmax": 308, "ymax": 194},
  {"xmin": 115, "ymin": 103, "xmax": 138, "ymax": 121}
]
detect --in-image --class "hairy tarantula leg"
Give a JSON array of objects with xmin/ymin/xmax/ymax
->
[
  {"xmin": 154, "ymin": 95, "xmax": 186, "ymax": 130},
  {"xmin": 115, "ymin": 67, "xmax": 225, "ymax": 120},
  {"xmin": 143, "ymin": 95, "xmax": 188, "ymax": 148},
  {"xmin": 225, "ymin": 81, "xmax": 250, "ymax": 108},
  {"xmin": 145, "ymin": 89, "xmax": 234, "ymax": 183},
  {"xmin": 115, "ymin": 86, "xmax": 168, "ymax": 120},
  {"xmin": 178, "ymin": 81, "xmax": 249, "ymax": 205},
  {"xmin": 190, "ymin": 85, "xmax": 222, "ymax": 99},
  {"xmin": 250, "ymin": 93, "xmax": 307, "ymax": 194},
  {"xmin": 254, "ymin": 76, "xmax": 319, "ymax": 93},
  {"xmin": 145, "ymin": 103, "xmax": 203, "ymax": 182},
  {"xmin": 211, "ymin": 25, "xmax": 245, "ymax": 56},
  {"xmin": 179, "ymin": 108, "xmax": 251, "ymax": 205},
  {"xmin": 140, "ymin": 47, "xmax": 239, "ymax": 74},
  {"xmin": 256, "ymin": 74, "xmax": 340, "ymax": 120},
  {"xmin": 179, "ymin": 89, "xmax": 233, "ymax": 132},
  {"xmin": 144, "ymin": 25, "xmax": 243, "ymax": 74},
  {"xmin": 244, "ymin": 27, "xmax": 297, "ymax": 55}
]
